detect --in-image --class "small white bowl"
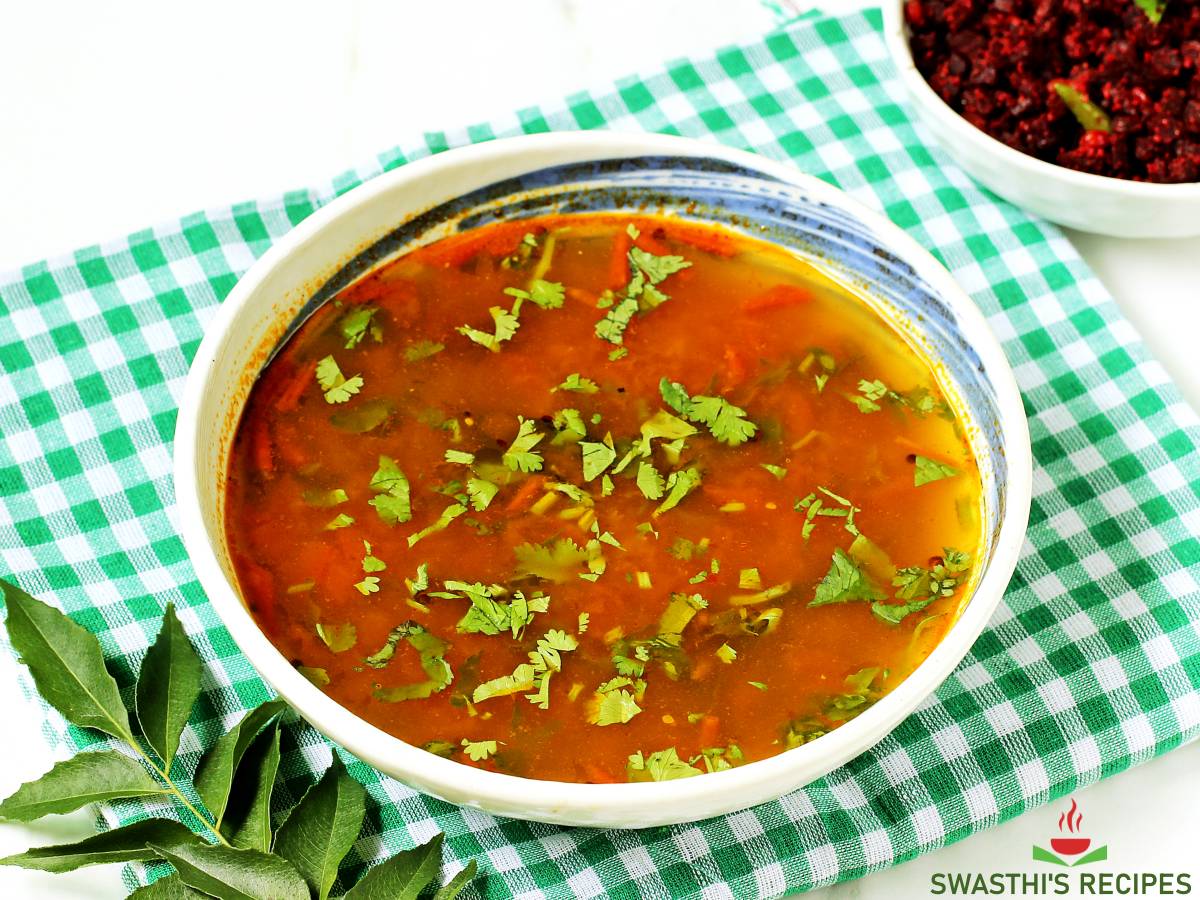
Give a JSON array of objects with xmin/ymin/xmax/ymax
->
[
  {"xmin": 174, "ymin": 131, "xmax": 1031, "ymax": 828},
  {"xmin": 882, "ymin": 1, "xmax": 1200, "ymax": 238}
]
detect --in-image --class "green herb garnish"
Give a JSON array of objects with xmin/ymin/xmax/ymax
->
[
  {"xmin": 554, "ymin": 372, "xmax": 600, "ymax": 393},
  {"xmin": 655, "ymin": 467, "xmax": 702, "ymax": 515},
  {"xmin": 314, "ymin": 355, "xmax": 364, "ymax": 404},
  {"xmin": 367, "ymin": 455, "xmax": 412, "ymax": 525},
  {"xmin": 457, "ymin": 305, "xmax": 520, "ymax": 352},
  {"xmin": 338, "ymin": 305, "xmax": 382, "ymax": 349},
  {"xmin": 460, "ymin": 739, "xmax": 499, "ymax": 762},
  {"xmin": 502, "ymin": 416, "xmax": 545, "ymax": 472},
  {"xmin": 809, "ymin": 548, "xmax": 885, "ymax": 607},
  {"xmin": 659, "ymin": 378, "xmax": 758, "ymax": 446},
  {"xmin": 627, "ymin": 747, "xmax": 702, "ymax": 782},
  {"xmin": 403, "ymin": 339, "xmax": 444, "ymax": 362},
  {"xmin": 406, "ymin": 502, "xmax": 467, "ymax": 548},
  {"xmin": 914, "ymin": 454, "xmax": 959, "ymax": 486}
]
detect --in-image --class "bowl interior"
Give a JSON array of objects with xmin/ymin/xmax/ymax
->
[{"xmin": 181, "ymin": 143, "xmax": 1020, "ymax": 827}]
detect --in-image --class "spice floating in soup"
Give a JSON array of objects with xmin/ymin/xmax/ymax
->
[{"xmin": 225, "ymin": 215, "xmax": 983, "ymax": 783}]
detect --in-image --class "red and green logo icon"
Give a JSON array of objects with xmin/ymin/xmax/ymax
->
[{"xmin": 1032, "ymin": 799, "xmax": 1108, "ymax": 867}]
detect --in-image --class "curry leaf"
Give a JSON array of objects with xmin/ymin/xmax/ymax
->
[
  {"xmin": 150, "ymin": 841, "xmax": 309, "ymax": 900},
  {"xmin": 0, "ymin": 750, "xmax": 166, "ymax": 821},
  {"xmin": 273, "ymin": 755, "xmax": 367, "ymax": 900},
  {"xmin": 433, "ymin": 861, "xmax": 479, "ymax": 900},
  {"xmin": 343, "ymin": 833, "xmax": 445, "ymax": 900},
  {"xmin": 136, "ymin": 602, "xmax": 203, "ymax": 771},
  {"xmin": 0, "ymin": 818, "xmax": 200, "ymax": 873},
  {"xmin": 225, "ymin": 722, "xmax": 282, "ymax": 852},
  {"xmin": 1, "ymin": 578, "xmax": 132, "ymax": 742},
  {"xmin": 193, "ymin": 700, "xmax": 286, "ymax": 828}
]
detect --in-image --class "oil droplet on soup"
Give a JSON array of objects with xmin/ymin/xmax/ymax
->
[{"xmin": 225, "ymin": 215, "xmax": 983, "ymax": 783}]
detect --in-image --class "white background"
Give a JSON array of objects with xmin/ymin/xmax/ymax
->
[{"xmin": 1, "ymin": 1, "xmax": 1197, "ymax": 897}]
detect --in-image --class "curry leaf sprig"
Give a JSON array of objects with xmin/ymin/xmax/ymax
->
[{"xmin": 0, "ymin": 578, "xmax": 476, "ymax": 899}]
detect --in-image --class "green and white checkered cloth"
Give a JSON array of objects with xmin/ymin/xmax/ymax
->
[{"xmin": 2, "ymin": 8, "xmax": 1198, "ymax": 898}]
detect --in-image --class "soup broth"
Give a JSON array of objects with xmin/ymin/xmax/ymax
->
[{"xmin": 225, "ymin": 214, "xmax": 982, "ymax": 783}]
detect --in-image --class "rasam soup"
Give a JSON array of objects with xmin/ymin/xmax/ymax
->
[{"xmin": 225, "ymin": 214, "xmax": 983, "ymax": 783}]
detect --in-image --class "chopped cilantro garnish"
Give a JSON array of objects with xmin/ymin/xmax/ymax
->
[
  {"xmin": 406, "ymin": 501, "xmax": 466, "ymax": 548},
  {"xmin": 551, "ymin": 408, "xmax": 587, "ymax": 444},
  {"xmin": 457, "ymin": 305, "xmax": 520, "ymax": 352},
  {"xmin": 658, "ymin": 592, "xmax": 707, "ymax": 641},
  {"xmin": 609, "ymin": 347, "xmax": 629, "ymax": 361},
  {"xmin": 315, "ymin": 355, "xmax": 364, "ymax": 404},
  {"xmin": 514, "ymin": 537, "xmax": 593, "ymax": 583},
  {"xmin": 554, "ymin": 372, "xmax": 599, "ymax": 394},
  {"xmin": 716, "ymin": 643, "xmax": 737, "ymax": 664},
  {"xmin": 338, "ymin": 305, "xmax": 382, "ymax": 349},
  {"xmin": 354, "ymin": 576, "xmax": 380, "ymax": 596},
  {"xmin": 636, "ymin": 461, "xmax": 665, "ymax": 500},
  {"xmin": 444, "ymin": 449, "xmax": 475, "ymax": 466},
  {"xmin": 367, "ymin": 455, "xmax": 412, "ymax": 525},
  {"xmin": 627, "ymin": 747, "xmax": 702, "ymax": 782},
  {"xmin": 578, "ymin": 612, "xmax": 590, "ymax": 633},
  {"xmin": 626, "ymin": 223, "xmax": 640, "ymax": 239},
  {"xmin": 460, "ymin": 739, "xmax": 498, "ymax": 762},
  {"xmin": 847, "ymin": 378, "xmax": 887, "ymax": 413},
  {"xmin": 730, "ymin": 581, "xmax": 792, "ymax": 606},
  {"xmin": 315, "ymin": 622, "xmax": 356, "ymax": 653},
  {"xmin": 302, "ymin": 487, "xmax": 348, "ymax": 508},
  {"xmin": 654, "ymin": 467, "xmax": 701, "ymax": 515},
  {"xmin": 761, "ymin": 464, "xmax": 788, "ymax": 480},
  {"xmin": 748, "ymin": 680, "xmax": 768, "ymax": 692},
  {"xmin": 580, "ymin": 434, "xmax": 617, "ymax": 482},
  {"xmin": 329, "ymin": 397, "xmax": 393, "ymax": 433},
  {"xmin": 324, "ymin": 512, "xmax": 355, "ymax": 530},
  {"xmin": 914, "ymin": 455, "xmax": 959, "ymax": 486},
  {"xmin": 810, "ymin": 548, "xmax": 885, "ymax": 607},
  {"xmin": 659, "ymin": 379, "xmax": 758, "ymax": 446},
  {"xmin": 505, "ymin": 279, "xmax": 565, "ymax": 311},
  {"xmin": 601, "ymin": 474, "xmax": 615, "ymax": 497},
  {"xmin": 589, "ymin": 679, "xmax": 643, "ymax": 727},
  {"xmin": 405, "ymin": 563, "xmax": 429, "ymax": 595},
  {"xmin": 473, "ymin": 629, "xmax": 578, "ymax": 709},
  {"xmin": 595, "ymin": 246, "xmax": 692, "ymax": 345},
  {"xmin": 465, "ymin": 476, "xmax": 499, "ymax": 511},
  {"xmin": 441, "ymin": 581, "xmax": 548, "ymax": 638},
  {"xmin": 403, "ymin": 339, "xmax": 443, "ymax": 362},
  {"xmin": 502, "ymin": 416, "xmax": 545, "ymax": 473}
]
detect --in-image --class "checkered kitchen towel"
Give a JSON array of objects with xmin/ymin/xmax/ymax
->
[{"xmin": 2, "ymin": 8, "xmax": 1198, "ymax": 898}]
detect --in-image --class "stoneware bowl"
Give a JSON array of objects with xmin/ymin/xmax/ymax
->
[
  {"xmin": 174, "ymin": 131, "xmax": 1032, "ymax": 828},
  {"xmin": 882, "ymin": 0, "xmax": 1200, "ymax": 238}
]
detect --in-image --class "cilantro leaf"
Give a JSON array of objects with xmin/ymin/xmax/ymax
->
[
  {"xmin": 655, "ymin": 467, "xmax": 702, "ymax": 515},
  {"xmin": 528, "ymin": 280, "xmax": 565, "ymax": 309},
  {"xmin": 338, "ymin": 306, "xmax": 382, "ymax": 349},
  {"xmin": 627, "ymin": 747, "xmax": 702, "ymax": 782},
  {"xmin": 502, "ymin": 417, "xmax": 544, "ymax": 473},
  {"xmin": 302, "ymin": 488, "xmax": 348, "ymax": 508},
  {"xmin": 367, "ymin": 456, "xmax": 411, "ymax": 525},
  {"xmin": 514, "ymin": 538, "xmax": 592, "ymax": 583},
  {"xmin": 465, "ymin": 477, "xmax": 498, "ymax": 511},
  {"xmin": 636, "ymin": 461, "xmax": 665, "ymax": 500},
  {"xmin": 406, "ymin": 502, "xmax": 466, "ymax": 548},
  {"xmin": 457, "ymin": 306, "xmax": 519, "ymax": 352},
  {"xmin": 810, "ymin": 548, "xmax": 885, "ymax": 607},
  {"xmin": 914, "ymin": 455, "xmax": 958, "ymax": 486},
  {"xmin": 871, "ymin": 597, "xmax": 935, "ymax": 625},
  {"xmin": 551, "ymin": 408, "xmax": 587, "ymax": 444},
  {"xmin": 580, "ymin": 436, "xmax": 617, "ymax": 482},
  {"xmin": 315, "ymin": 623, "xmax": 357, "ymax": 653},
  {"xmin": 589, "ymin": 686, "xmax": 642, "ymax": 727},
  {"xmin": 629, "ymin": 246, "xmax": 691, "ymax": 284},
  {"xmin": 554, "ymin": 373, "xmax": 599, "ymax": 394},
  {"xmin": 761, "ymin": 464, "xmax": 788, "ymax": 480},
  {"xmin": 657, "ymin": 379, "xmax": 757, "ymax": 446},
  {"xmin": 444, "ymin": 449, "xmax": 475, "ymax": 466},
  {"xmin": 595, "ymin": 294, "xmax": 640, "ymax": 345},
  {"xmin": 314, "ymin": 355, "xmax": 364, "ymax": 404},
  {"xmin": 1134, "ymin": 0, "xmax": 1167, "ymax": 25},
  {"xmin": 460, "ymin": 739, "xmax": 498, "ymax": 762}
]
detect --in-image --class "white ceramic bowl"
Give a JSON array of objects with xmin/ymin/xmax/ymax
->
[
  {"xmin": 175, "ymin": 131, "xmax": 1032, "ymax": 828},
  {"xmin": 883, "ymin": 0, "xmax": 1200, "ymax": 238}
]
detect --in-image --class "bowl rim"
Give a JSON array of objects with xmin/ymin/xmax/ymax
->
[
  {"xmin": 174, "ymin": 130, "xmax": 1033, "ymax": 825},
  {"xmin": 880, "ymin": 0, "xmax": 1200, "ymax": 197}
]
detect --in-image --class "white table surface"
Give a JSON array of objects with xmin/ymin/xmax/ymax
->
[{"xmin": 1, "ymin": 2, "xmax": 1197, "ymax": 897}]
